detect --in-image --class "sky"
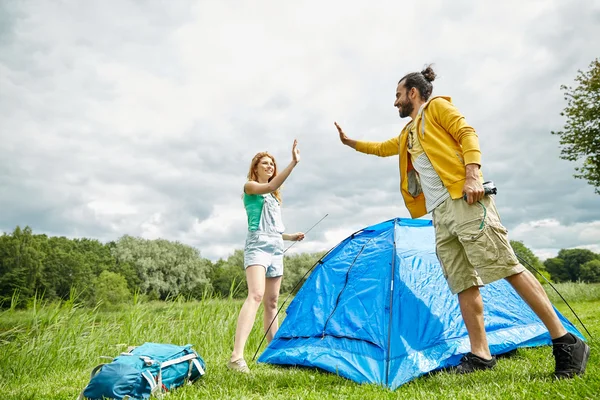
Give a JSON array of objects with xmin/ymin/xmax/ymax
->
[{"xmin": 1, "ymin": 0, "xmax": 599, "ymax": 262}]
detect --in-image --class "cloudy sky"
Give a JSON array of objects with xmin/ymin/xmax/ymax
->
[{"xmin": 1, "ymin": 0, "xmax": 599, "ymax": 262}]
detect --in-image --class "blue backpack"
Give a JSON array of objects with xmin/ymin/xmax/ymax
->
[{"xmin": 79, "ymin": 342, "xmax": 206, "ymax": 400}]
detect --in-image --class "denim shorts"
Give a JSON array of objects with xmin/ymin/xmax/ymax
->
[{"xmin": 244, "ymin": 231, "xmax": 284, "ymax": 278}]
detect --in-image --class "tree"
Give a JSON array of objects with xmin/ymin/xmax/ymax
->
[
  {"xmin": 0, "ymin": 227, "xmax": 46, "ymax": 304},
  {"xmin": 544, "ymin": 257, "xmax": 568, "ymax": 283},
  {"xmin": 580, "ymin": 259, "xmax": 600, "ymax": 283},
  {"xmin": 110, "ymin": 235, "xmax": 212, "ymax": 300},
  {"xmin": 552, "ymin": 58, "xmax": 600, "ymax": 194},
  {"xmin": 94, "ymin": 271, "xmax": 132, "ymax": 307},
  {"xmin": 208, "ymin": 250, "xmax": 247, "ymax": 299},
  {"xmin": 510, "ymin": 240, "xmax": 550, "ymax": 283},
  {"xmin": 544, "ymin": 248, "xmax": 599, "ymax": 282},
  {"xmin": 0, "ymin": 227, "xmax": 217, "ymax": 307},
  {"xmin": 41, "ymin": 237, "xmax": 89, "ymax": 300},
  {"xmin": 558, "ymin": 248, "xmax": 598, "ymax": 281}
]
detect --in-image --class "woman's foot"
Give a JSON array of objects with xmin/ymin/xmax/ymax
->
[{"xmin": 227, "ymin": 358, "xmax": 250, "ymax": 373}]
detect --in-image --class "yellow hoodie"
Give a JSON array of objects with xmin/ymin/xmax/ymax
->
[{"xmin": 355, "ymin": 96, "xmax": 482, "ymax": 219}]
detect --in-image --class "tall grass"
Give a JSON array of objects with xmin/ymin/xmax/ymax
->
[
  {"xmin": 0, "ymin": 293, "xmax": 264, "ymax": 398},
  {"xmin": 0, "ymin": 293, "xmax": 598, "ymax": 399},
  {"xmin": 544, "ymin": 281, "xmax": 600, "ymax": 303}
]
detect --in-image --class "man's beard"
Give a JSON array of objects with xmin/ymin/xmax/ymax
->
[{"xmin": 399, "ymin": 100, "xmax": 413, "ymax": 119}]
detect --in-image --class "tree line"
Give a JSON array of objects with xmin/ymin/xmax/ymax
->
[
  {"xmin": 0, "ymin": 226, "xmax": 324, "ymax": 308},
  {"xmin": 0, "ymin": 226, "xmax": 598, "ymax": 309}
]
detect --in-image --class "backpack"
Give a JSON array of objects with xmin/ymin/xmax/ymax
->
[{"xmin": 79, "ymin": 342, "xmax": 206, "ymax": 400}]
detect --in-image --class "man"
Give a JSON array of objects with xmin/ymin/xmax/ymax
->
[{"xmin": 334, "ymin": 65, "xmax": 590, "ymax": 377}]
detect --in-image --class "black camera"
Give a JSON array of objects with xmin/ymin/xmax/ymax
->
[
  {"xmin": 482, "ymin": 180, "xmax": 497, "ymax": 196},
  {"xmin": 463, "ymin": 180, "xmax": 497, "ymax": 200}
]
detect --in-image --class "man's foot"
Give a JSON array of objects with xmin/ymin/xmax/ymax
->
[
  {"xmin": 553, "ymin": 333, "xmax": 590, "ymax": 378},
  {"xmin": 227, "ymin": 358, "xmax": 250, "ymax": 373},
  {"xmin": 453, "ymin": 352, "xmax": 497, "ymax": 374}
]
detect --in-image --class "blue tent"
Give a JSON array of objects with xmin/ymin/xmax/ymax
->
[{"xmin": 258, "ymin": 218, "xmax": 583, "ymax": 389}]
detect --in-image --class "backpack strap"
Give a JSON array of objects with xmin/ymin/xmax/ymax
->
[
  {"xmin": 160, "ymin": 353, "xmax": 197, "ymax": 368},
  {"xmin": 156, "ymin": 369, "xmax": 165, "ymax": 399},
  {"xmin": 88, "ymin": 363, "xmax": 107, "ymax": 379},
  {"xmin": 76, "ymin": 363, "xmax": 109, "ymax": 400},
  {"xmin": 192, "ymin": 359, "xmax": 205, "ymax": 376},
  {"xmin": 142, "ymin": 370, "xmax": 159, "ymax": 395},
  {"xmin": 158, "ymin": 353, "xmax": 200, "ymax": 388},
  {"xmin": 186, "ymin": 360, "xmax": 194, "ymax": 382}
]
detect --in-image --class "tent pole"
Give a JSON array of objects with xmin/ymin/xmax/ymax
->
[
  {"xmin": 515, "ymin": 253, "xmax": 593, "ymax": 339},
  {"xmin": 251, "ymin": 240, "xmax": 341, "ymax": 362},
  {"xmin": 385, "ymin": 218, "xmax": 398, "ymax": 387}
]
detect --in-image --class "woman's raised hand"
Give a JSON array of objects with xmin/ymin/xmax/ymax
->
[{"xmin": 292, "ymin": 139, "xmax": 300, "ymax": 164}]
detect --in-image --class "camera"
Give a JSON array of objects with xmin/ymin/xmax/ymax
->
[
  {"xmin": 463, "ymin": 180, "xmax": 497, "ymax": 200},
  {"xmin": 482, "ymin": 180, "xmax": 497, "ymax": 196}
]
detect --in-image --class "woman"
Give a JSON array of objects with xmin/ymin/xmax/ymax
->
[{"xmin": 228, "ymin": 139, "xmax": 304, "ymax": 373}]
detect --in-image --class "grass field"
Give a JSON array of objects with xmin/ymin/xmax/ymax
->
[{"xmin": 0, "ymin": 283, "xmax": 598, "ymax": 400}]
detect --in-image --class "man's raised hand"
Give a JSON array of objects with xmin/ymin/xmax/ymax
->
[
  {"xmin": 334, "ymin": 122, "xmax": 348, "ymax": 144},
  {"xmin": 334, "ymin": 122, "xmax": 357, "ymax": 149}
]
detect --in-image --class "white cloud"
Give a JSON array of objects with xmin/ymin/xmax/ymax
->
[
  {"xmin": 511, "ymin": 219, "xmax": 600, "ymax": 260},
  {"xmin": 1, "ymin": 0, "xmax": 599, "ymax": 261}
]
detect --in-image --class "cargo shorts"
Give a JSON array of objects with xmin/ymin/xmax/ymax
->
[{"xmin": 432, "ymin": 195, "xmax": 525, "ymax": 294}]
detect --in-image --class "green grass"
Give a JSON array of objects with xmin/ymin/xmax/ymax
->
[
  {"xmin": 0, "ymin": 296, "xmax": 598, "ymax": 400},
  {"xmin": 543, "ymin": 281, "xmax": 600, "ymax": 303}
]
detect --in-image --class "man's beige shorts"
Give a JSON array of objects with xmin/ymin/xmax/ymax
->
[{"xmin": 432, "ymin": 196, "xmax": 525, "ymax": 294}]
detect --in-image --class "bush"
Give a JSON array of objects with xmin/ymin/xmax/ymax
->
[
  {"xmin": 580, "ymin": 259, "xmax": 600, "ymax": 283},
  {"xmin": 94, "ymin": 271, "xmax": 132, "ymax": 307}
]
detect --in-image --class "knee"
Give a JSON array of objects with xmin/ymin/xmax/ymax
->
[
  {"xmin": 458, "ymin": 286, "xmax": 484, "ymax": 309},
  {"xmin": 248, "ymin": 290, "xmax": 264, "ymax": 304},
  {"xmin": 264, "ymin": 295, "xmax": 279, "ymax": 311}
]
